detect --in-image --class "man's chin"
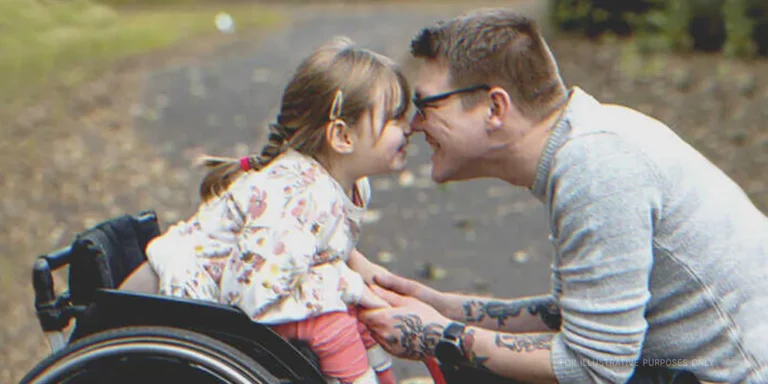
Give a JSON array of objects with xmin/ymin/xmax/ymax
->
[
  {"xmin": 430, "ymin": 165, "xmax": 454, "ymax": 184},
  {"xmin": 430, "ymin": 157, "xmax": 477, "ymax": 183},
  {"xmin": 431, "ymin": 165, "xmax": 483, "ymax": 184}
]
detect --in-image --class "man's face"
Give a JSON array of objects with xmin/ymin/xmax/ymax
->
[{"xmin": 411, "ymin": 60, "xmax": 493, "ymax": 183}]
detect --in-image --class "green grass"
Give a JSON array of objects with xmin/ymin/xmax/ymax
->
[
  {"xmin": 0, "ymin": 0, "xmax": 283, "ymax": 111},
  {"xmin": 0, "ymin": 0, "xmax": 283, "ymax": 300},
  {"xmin": 98, "ymin": 0, "xmax": 219, "ymax": 5}
]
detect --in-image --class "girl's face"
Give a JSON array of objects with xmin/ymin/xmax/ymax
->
[
  {"xmin": 353, "ymin": 90, "xmax": 412, "ymax": 176},
  {"xmin": 322, "ymin": 82, "xmax": 412, "ymax": 187}
]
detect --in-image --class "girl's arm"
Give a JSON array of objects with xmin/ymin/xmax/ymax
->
[
  {"xmin": 347, "ymin": 248, "xmax": 392, "ymax": 286},
  {"xmin": 346, "ymin": 177, "xmax": 392, "ymax": 286},
  {"xmin": 340, "ymin": 251, "xmax": 391, "ymax": 308}
]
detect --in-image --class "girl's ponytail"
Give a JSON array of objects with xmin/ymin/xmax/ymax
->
[{"xmin": 197, "ymin": 121, "xmax": 295, "ymax": 202}]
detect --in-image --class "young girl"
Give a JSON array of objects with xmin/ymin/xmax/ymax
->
[{"xmin": 144, "ymin": 36, "xmax": 411, "ymax": 384}]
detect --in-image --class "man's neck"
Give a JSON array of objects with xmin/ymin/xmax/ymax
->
[{"xmin": 489, "ymin": 106, "xmax": 567, "ymax": 188}]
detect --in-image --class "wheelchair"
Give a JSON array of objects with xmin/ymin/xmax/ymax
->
[
  {"xmin": 21, "ymin": 210, "xmax": 702, "ymax": 384},
  {"xmin": 22, "ymin": 210, "xmax": 329, "ymax": 384}
]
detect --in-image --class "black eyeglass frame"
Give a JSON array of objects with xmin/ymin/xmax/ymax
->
[{"xmin": 412, "ymin": 84, "xmax": 491, "ymax": 117}]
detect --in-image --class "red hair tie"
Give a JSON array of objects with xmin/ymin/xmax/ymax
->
[{"xmin": 240, "ymin": 156, "xmax": 252, "ymax": 171}]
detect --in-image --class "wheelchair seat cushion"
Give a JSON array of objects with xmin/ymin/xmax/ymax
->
[{"xmin": 68, "ymin": 212, "xmax": 161, "ymax": 304}]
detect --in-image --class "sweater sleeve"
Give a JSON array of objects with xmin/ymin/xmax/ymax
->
[{"xmin": 547, "ymin": 133, "xmax": 660, "ymax": 383}]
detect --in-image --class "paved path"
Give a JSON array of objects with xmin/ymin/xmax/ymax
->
[{"xmin": 134, "ymin": 2, "xmax": 553, "ymax": 379}]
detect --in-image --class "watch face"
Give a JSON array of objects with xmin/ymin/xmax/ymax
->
[{"xmin": 436, "ymin": 341, "xmax": 463, "ymax": 365}]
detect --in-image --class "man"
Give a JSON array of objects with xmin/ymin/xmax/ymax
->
[{"xmin": 359, "ymin": 8, "xmax": 768, "ymax": 384}]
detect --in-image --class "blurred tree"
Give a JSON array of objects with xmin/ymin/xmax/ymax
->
[
  {"xmin": 724, "ymin": 0, "xmax": 768, "ymax": 57},
  {"xmin": 550, "ymin": 0, "xmax": 658, "ymax": 38},
  {"xmin": 550, "ymin": 0, "xmax": 767, "ymax": 58}
]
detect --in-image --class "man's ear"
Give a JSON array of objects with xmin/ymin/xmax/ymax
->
[
  {"xmin": 326, "ymin": 120, "xmax": 355, "ymax": 154},
  {"xmin": 487, "ymin": 87, "xmax": 512, "ymax": 132}
]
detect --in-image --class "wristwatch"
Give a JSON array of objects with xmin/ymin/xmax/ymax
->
[{"xmin": 435, "ymin": 322, "xmax": 467, "ymax": 366}]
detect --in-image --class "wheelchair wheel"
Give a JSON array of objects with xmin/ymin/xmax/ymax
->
[{"xmin": 20, "ymin": 326, "xmax": 282, "ymax": 384}]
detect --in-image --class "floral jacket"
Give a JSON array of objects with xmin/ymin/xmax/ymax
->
[{"xmin": 146, "ymin": 149, "xmax": 370, "ymax": 324}]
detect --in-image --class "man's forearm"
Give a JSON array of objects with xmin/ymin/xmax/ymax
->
[
  {"xmin": 437, "ymin": 293, "xmax": 562, "ymax": 333},
  {"xmin": 461, "ymin": 326, "xmax": 558, "ymax": 384}
]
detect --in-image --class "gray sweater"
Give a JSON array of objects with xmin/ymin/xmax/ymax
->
[{"xmin": 530, "ymin": 87, "xmax": 768, "ymax": 383}]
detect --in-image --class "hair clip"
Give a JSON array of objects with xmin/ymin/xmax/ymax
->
[{"xmin": 329, "ymin": 89, "xmax": 344, "ymax": 121}]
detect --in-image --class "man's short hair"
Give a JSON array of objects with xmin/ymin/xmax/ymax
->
[{"xmin": 410, "ymin": 8, "xmax": 568, "ymax": 121}]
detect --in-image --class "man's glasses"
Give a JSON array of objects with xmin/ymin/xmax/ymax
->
[{"xmin": 412, "ymin": 84, "xmax": 491, "ymax": 118}]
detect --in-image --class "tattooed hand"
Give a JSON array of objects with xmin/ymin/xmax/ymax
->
[{"xmin": 359, "ymin": 285, "xmax": 449, "ymax": 360}]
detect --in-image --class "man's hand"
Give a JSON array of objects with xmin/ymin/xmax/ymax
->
[
  {"xmin": 374, "ymin": 272, "xmax": 448, "ymax": 314},
  {"xmin": 359, "ymin": 286, "xmax": 450, "ymax": 361}
]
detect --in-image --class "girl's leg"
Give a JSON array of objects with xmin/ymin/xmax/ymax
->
[
  {"xmin": 348, "ymin": 306, "xmax": 396, "ymax": 384},
  {"xmin": 118, "ymin": 261, "xmax": 159, "ymax": 293},
  {"xmin": 272, "ymin": 312, "xmax": 377, "ymax": 384}
]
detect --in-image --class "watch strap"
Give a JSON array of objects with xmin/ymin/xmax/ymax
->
[
  {"xmin": 443, "ymin": 322, "xmax": 466, "ymax": 342},
  {"xmin": 436, "ymin": 322, "xmax": 468, "ymax": 368}
]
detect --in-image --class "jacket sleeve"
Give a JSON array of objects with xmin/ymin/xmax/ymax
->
[{"xmin": 337, "ymin": 260, "xmax": 365, "ymax": 305}]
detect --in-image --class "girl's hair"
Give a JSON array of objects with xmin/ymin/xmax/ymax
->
[{"xmin": 197, "ymin": 36, "xmax": 411, "ymax": 202}]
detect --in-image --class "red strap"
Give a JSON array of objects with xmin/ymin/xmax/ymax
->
[{"xmin": 425, "ymin": 358, "xmax": 447, "ymax": 384}]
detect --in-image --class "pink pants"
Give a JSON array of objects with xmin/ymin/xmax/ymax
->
[{"xmin": 270, "ymin": 307, "xmax": 394, "ymax": 384}]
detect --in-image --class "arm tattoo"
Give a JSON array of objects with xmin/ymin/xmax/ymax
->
[
  {"xmin": 386, "ymin": 314, "xmax": 444, "ymax": 360},
  {"xmin": 462, "ymin": 296, "xmax": 562, "ymax": 330},
  {"xmin": 495, "ymin": 334, "xmax": 553, "ymax": 353},
  {"xmin": 460, "ymin": 328, "xmax": 490, "ymax": 370},
  {"xmin": 528, "ymin": 300, "xmax": 563, "ymax": 331}
]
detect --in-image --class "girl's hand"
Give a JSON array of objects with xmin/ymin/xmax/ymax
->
[
  {"xmin": 373, "ymin": 272, "xmax": 449, "ymax": 316},
  {"xmin": 348, "ymin": 248, "xmax": 393, "ymax": 286},
  {"xmin": 359, "ymin": 285, "xmax": 391, "ymax": 309}
]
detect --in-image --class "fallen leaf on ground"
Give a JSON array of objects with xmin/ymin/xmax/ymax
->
[
  {"xmin": 377, "ymin": 251, "xmax": 394, "ymax": 264},
  {"xmin": 361, "ymin": 210, "xmax": 382, "ymax": 224},
  {"xmin": 398, "ymin": 170, "xmax": 415, "ymax": 187},
  {"xmin": 512, "ymin": 250, "xmax": 530, "ymax": 264}
]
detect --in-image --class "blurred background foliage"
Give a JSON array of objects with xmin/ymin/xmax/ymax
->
[{"xmin": 551, "ymin": 0, "xmax": 768, "ymax": 58}]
